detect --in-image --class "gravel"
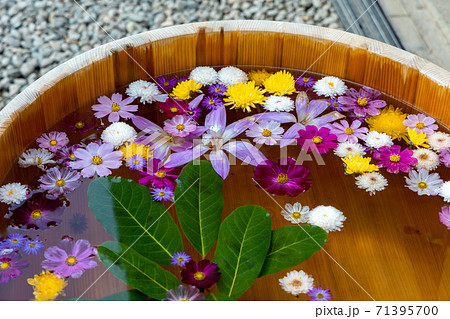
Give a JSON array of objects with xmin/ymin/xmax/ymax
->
[{"xmin": 0, "ymin": 0, "xmax": 343, "ymax": 110}]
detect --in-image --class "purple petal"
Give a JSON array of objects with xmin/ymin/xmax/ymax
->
[
  {"xmin": 209, "ymin": 150, "xmax": 230, "ymax": 179},
  {"xmin": 223, "ymin": 141, "xmax": 267, "ymax": 166},
  {"xmin": 164, "ymin": 145, "xmax": 209, "ymax": 168}
]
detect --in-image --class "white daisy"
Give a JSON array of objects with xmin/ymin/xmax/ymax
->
[
  {"xmin": 412, "ymin": 148, "xmax": 439, "ymax": 171},
  {"xmin": 405, "ymin": 169, "xmax": 442, "ymax": 196},
  {"xmin": 364, "ymin": 131, "xmax": 394, "ymax": 149},
  {"xmin": 18, "ymin": 148, "xmax": 56, "ymax": 168},
  {"xmin": 355, "ymin": 172, "xmax": 388, "ymax": 196},
  {"xmin": 189, "ymin": 66, "xmax": 218, "ymax": 85},
  {"xmin": 428, "ymin": 132, "xmax": 450, "ymax": 151},
  {"xmin": 126, "ymin": 80, "xmax": 169, "ymax": 104},
  {"xmin": 245, "ymin": 121, "xmax": 284, "ymax": 145},
  {"xmin": 281, "ymin": 202, "xmax": 310, "ymax": 224},
  {"xmin": 279, "ymin": 270, "xmax": 314, "ymax": 296},
  {"xmin": 101, "ymin": 122, "xmax": 137, "ymax": 148},
  {"xmin": 440, "ymin": 181, "xmax": 450, "ymax": 202},
  {"xmin": 308, "ymin": 205, "xmax": 346, "ymax": 232},
  {"xmin": 217, "ymin": 66, "xmax": 248, "ymax": 86},
  {"xmin": 263, "ymin": 95, "xmax": 295, "ymax": 112},
  {"xmin": 313, "ymin": 76, "xmax": 347, "ymax": 98},
  {"xmin": 334, "ymin": 142, "xmax": 366, "ymax": 157},
  {"xmin": 0, "ymin": 183, "xmax": 28, "ymax": 205}
]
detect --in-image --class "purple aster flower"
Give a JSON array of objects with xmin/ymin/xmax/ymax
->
[
  {"xmin": 159, "ymin": 99, "xmax": 188, "ymax": 118},
  {"xmin": 181, "ymin": 259, "xmax": 221, "ymax": 291},
  {"xmin": 163, "ymin": 114, "xmax": 197, "ymax": 137},
  {"xmin": 3, "ymin": 233, "xmax": 27, "ymax": 250},
  {"xmin": 39, "ymin": 167, "xmax": 81, "ymax": 196},
  {"xmin": 42, "ymin": 237, "xmax": 97, "ymax": 279},
  {"xmin": 139, "ymin": 158, "xmax": 181, "ymax": 190},
  {"xmin": 338, "ymin": 86, "xmax": 386, "ymax": 117},
  {"xmin": 91, "ymin": 93, "xmax": 138, "ymax": 123},
  {"xmin": 185, "ymin": 105, "xmax": 202, "ymax": 119},
  {"xmin": 36, "ymin": 131, "xmax": 69, "ymax": 152},
  {"xmin": 9, "ymin": 192, "xmax": 65, "ymax": 230},
  {"xmin": 330, "ymin": 119, "xmax": 368, "ymax": 143},
  {"xmin": 165, "ymin": 285, "xmax": 205, "ymax": 301},
  {"xmin": 201, "ymin": 96, "xmax": 224, "ymax": 110},
  {"xmin": 373, "ymin": 145, "xmax": 418, "ymax": 174},
  {"xmin": 208, "ymin": 84, "xmax": 227, "ymax": 96},
  {"xmin": 171, "ymin": 251, "xmax": 191, "ymax": 267},
  {"xmin": 125, "ymin": 155, "xmax": 146, "ymax": 170},
  {"xmin": 253, "ymin": 158, "xmax": 312, "ymax": 197},
  {"xmin": 156, "ymin": 76, "xmax": 178, "ymax": 91},
  {"xmin": 0, "ymin": 252, "xmax": 29, "ymax": 283},
  {"xmin": 62, "ymin": 111, "xmax": 96, "ymax": 134},
  {"xmin": 151, "ymin": 187, "xmax": 174, "ymax": 202},
  {"xmin": 439, "ymin": 148, "xmax": 450, "ymax": 168},
  {"xmin": 296, "ymin": 76, "xmax": 316, "ymax": 88},
  {"xmin": 297, "ymin": 125, "xmax": 338, "ymax": 154},
  {"xmin": 56, "ymin": 145, "xmax": 81, "ymax": 166},
  {"xmin": 69, "ymin": 142, "xmax": 123, "ymax": 178},
  {"xmin": 403, "ymin": 113, "xmax": 439, "ymax": 135},
  {"xmin": 307, "ymin": 286, "xmax": 332, "ymax": 301},
  {"xmin": 176, "ymin": 76, "xmax": 189, "ymax": 83},
  {"xmin": 22, "ymin": 237, "xmax": 45, "ymax": 255},
  {"xmin": 70, "ymin": 213, "xmax": 88, "ymax": 234},
  {"xmin": 327, "ymin": 98, "xmax": 344, "ymax": 111},
  {"xmin": 439, "ymin": 206, "xmax": 450, "ymax": 230}
]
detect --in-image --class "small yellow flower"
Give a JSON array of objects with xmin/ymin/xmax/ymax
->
[
  {"xmin": 248, "ymin": 69, "xmax": 272, "ymax": 87},
  {"xmin": 407, "ymin": 128, "xmax": 430, "ymax": 148},
  {"xmin": 171, "ymin": 80, "xmax": 202, "ymax": 100},
  {"xmin": 28, "ymin": 270, "xmax": 67, "ymax": 301},
  {"xmin": 263, "ymin": 70, "xmax": 297, "ymax": 96},
  {"xmin": 119, "ymin": 142, "xmax": 153, "ymax": 160},
  {"xmin": 365, "ymin": 106, "xmax": 407, "ymax": 141},
  {"xmin": 223, "ymin": 81, "xmax": 267, "ymax": 113},
  {"xmin": 342, "ymin": 153, "xmax": 379, "ymax": 174}
]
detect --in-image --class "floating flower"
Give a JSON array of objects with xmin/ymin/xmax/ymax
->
[
  {"xmin": 28, "ymin": 270, "xmax": 67, "ymax": 301},
  {"xmin": 342, "ymin": 153, "xmax": 379, "ymax": 175},
  {"xmin": 439, "ymin": 148, "xmax": 450, "ymax": 168},
  {"xmin": 159, "ymin": 99, "xmax": 188, "ymax": 118},
  {"xmin": 313, "ymin": 76, "xmax": 347, "ymax": 98},
  {"xmin": 403, "ymin": 113, "xmax": 438, "ymax": 135},
  {"xmin": 412, "ymin": 149, "xmax": 439, "ymax": 171},
  {"xmin": 208, "ymin": 84, "xmax": 227, "ymax": 96},
  {"xmin": 23, "ymin": 237, "xmax": 45, "ymax": 255},
  {"xmin": 0, "ymin": 182, "xmax": 28, "ymax": 205},
  {"xmin": 9, "ymin": 192, "xmax": 65, "ymax": 230},
  {"xmin": 296, "ymin": 76, "xmax": 316, "ymax": 89},
  {"xmin": 163, "ymin": 115, "xmax": 197, "ymax": 137},
  {"xmin": 151, "ymin": 187, "xmax": 174, "ymax": 202},
  {"xmin": 365, "ymin": 106, "xmax": 407, "ymax": 141},
  {"xmin": 439, "ymin": 206, "xmax": 450, "ymax": 230},
  {"xmin": 201, "ymin": 96, "xmax": 223, "ymax": 110},
  {"xmin": 223, "ymin": 81, "xmax": 267, "ymax": 113},
  {"xmin": 363, "ymin": 131, "xmax": 393, "ymax": 151},
  {"xmin": 69, "ymin": 142, "xmax": 123, "ymax": 178},
  {"xmin": 138, "ymin": 158, "xmax": 181, "ymax": 190},
  {"xmin": 373, "ymin": 145, "xmax": 417, "ymax": 174},
  {"xmin": 428, "ymin": 132, "xmax": 450, "ymax": 151},
  {"xmin": 307, "ymin": 287, "xmax": 332, "ymax": 301},
  {"xmin": 334, "ymin": 142, "xmax": 366, "ymax": 158},
  {"xmin": 281, "ymin": 202, "xmax": 310, "ymax": 224},
  {"xmin": 125, "ymin": 155, "xmax": 146, "ymax": 170},
  {"xmin": 3, "ymin": 233, "xmax": 27, "ymax": 250},
  {"xmin": 171, "ymin": 251, "xmax": 191, "ymax": 267},
  {"xmin": 0, "ymin": 252, "xmax": 29, "ymax": 284},
  {"xmin": 407, "ymin": 128, "xmax": 429, "ymax": 148},
  {"xmin": 92, "ymin": 93, "xmax": 138, "ymax": 123},
  {"xmin": 339, "ymin": 86, "xmax": 386, "ymax": 117},
  {"xmin": 253, "ymin": 158, "xmax": 312, "ymax": 197},
  {"xmin": 263, "ymin": 95, "xmax": 295, "ymax": 112},
  {"xmin": 297, "ymin": 125, "xmax": 338, "ymax": 154},
  {"xmin": 36, "ymin": 131, "xmax": 69, "ymax": 152},
  {"xmin": 38, "ymin": 167, "xmax": 81, "ymax": 196},
  {"xmin": 165, "ymin": 285, "xmax": 205, "ymax": 301},
  {"xmin": 55, "ymin": 145, "xmax": 80, "ymax": 167},
  {"xmin": 62, "ymin": 111, "xmax": 96, "ymax": 134},
  {"xmin": 439, "ymin": 181, "xmax": 450, "ymax": 203},
  {"xmin": 327, "ymin": 98, "xmax": 344, "ymax": 111},
  {"xmin": 330, "ymin": 120, "xmax": 368, "ymax": 143},
  {"xmin": 42, "ymin": 237, "xmax": 97, "ymax": 279},
  {"xmin": 308, "ymin": 205, "xmax": 346, "ymax": 232},
  {"xmin": 246, "ymin": 121, "xmax": 284, "ymax": 145},
  {"xmin": 171, "ymin": 80, "xmax": 202, "ymax": 100},
  {"xmin": 355, "ymin": 172, "xmax": 388, "ymax": 196},
  {"xmin": 279, "ymin": 270, "xmax": 314, "ymax": 296},
  {"xmin": 126, "ymin": 80, "xmax": 168, "ymax": 104},
  {"xmin": 156, "ymin": 76, "xmax": 178, "ymax": 91},
  {"xmin": 18, "ymin": 148, "xmax": 56, "ymax": 168},
  {"xmin": 218, "ymin": 66, "xmax": 248, "ymax": 86},
  {"xmin": 248, "ymin": 69, "xmax": 271, "ymax": 86},
  {"xmin": 181, "ymin": 259, "xmax": 221, "ymax": 290},
  {"xmin": 405, "ymin": 169, "xmax": 442, "ymax": 196},
  {"xmin": 120, "ymin": 142, "xmax": 152, "ymax": 161},
  {"xmin": 101, "ymin": 122, "xmax": 137, "ymax": 148},
  {"xmin": 69, "ymin": 213, "xmax": 88, "ymax": 234},
  {"xmin": 263, "ymin": 70, "xmax": 296, "ymax": 96},
  {"xmin": 189, "ymin": 66, "xmax": 218, "ymax": 85}
]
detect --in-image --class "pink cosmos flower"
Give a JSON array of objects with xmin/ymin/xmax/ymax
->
[
  {"xmin": 163, "ymin": 114, "xmax": 197, "ymax": 137},
  {"xmin": 403, "ymin": 113, "xmax": 439, "ymax": 135},
  {"xmin": 56, "ymin": 145, "xmax": 80, "ymax": 166},
  {"xmin": 39, "ymin": 167, "xmax": 81, "ymax": 196},
  {"xmin": 338, "ymin": 87, "xmax": 386, "ymax": 117},
  {"xmin": 0, "ymin": 252, "xmax": 29, "ymax": 283},
  {"xmin": 373, "ymin": 145, "xmax": 418, "ymax": 174},
  {"xmin": 36, "ymin": 131, "xmax": 69, "ymax": 152},
  {"xmin": 439, "ymin": 148, "xmax": 450, "ymax": 168},
  {"xmin": 297, "ymin": 125, "xmax": 338, "ymax": 154},
  {"xmin": 138, "ymin": 158, "xmax": 181, "ymax": 190},
  {"xmin": 91, "ymin": 93, "xmax": 138, "ymax": 123},
  {"xmin": 439, "ymin": 206, "xmax": 450, "ymax": 230},
  {"xmin": 330, "ymin": 119, "xmax": 368, "ymax": 143}
]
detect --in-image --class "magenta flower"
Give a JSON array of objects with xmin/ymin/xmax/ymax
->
[
  {"xmin": 39, "ymin": 167, "xmax": 81, "ymax": 196},
  {"xmin": 338, "ymin": 87, "xmax": 386, "ymax": 117},
  {"xmin": 62, "ymin": 111, "xmax": 96, "ymax": 134},
  {"xmin": 439, "ymin": 206, "xmax": 450, "ymax": 230},
  {"xmin": 296, "ymin": 76, "xmax": 316, "ymax": 89},
  {"xmin": 36, "ymin": 131, "xmax": 69, "ymax": 152},
  {"xmin": 253, "ymin": 158, "xmax": 312, "ymax": 197},
  {"xmin": 69, "ymin": 142, "xmax": 122, "ymax": 178},
  {"xmin": 56, "ymin": 145, "xmax": 81, "ymax": 166},
  {"xmin": 439, "ymin": 148, "xmax": 450, "ymax": 168},
  {"xmin": 403, "ymin": 114, "xmax": 439, "ymax": 135},
  {"xmin": 297, "ymin": 125, "xmax": 338, "ymax": 154},
  {"xmin": 159, "ymin": 99, "xmax": 188, "ymax": 118},
  {"xmin": 0, "ymin": 252, "xmax": 29, "ymax": 283},
  {"xmin": 165, "ymin": 285, "xmax": 205, "ymax": 301},
  {"xmin": 373, "ymin": 145, "xmax": 418, "ymax": 174},
  {"xmin": 330, "ymin": 120, "xmax": 368, "ymax": 143},
  {"xmin": 157, "ymin": 76, "xmax": 178, "ymax": 91},
  {"xmin": 9, "ymin": 192, "xmax": 65, "ymax": 230},
  {"xmin": 42, "ymin": 237, "xmax": 97, "ymax": 279},
  {"xmin": 307, "ymin": 287, "xmax": 332, "ymax": 301},
  {"xmin": 92, "ymin": 93, "xmax": 137, "ymax": 123},
  {"xmin": 138, "ymin": 158, "xmax": 180, "ymax": 190},
  {"xmin": 181, "ymin": 259, "xmax": 221, "ymax": 290},
  {"xmin": 163, "ymin": 114, "xmax": 197, "ymax": 137}
]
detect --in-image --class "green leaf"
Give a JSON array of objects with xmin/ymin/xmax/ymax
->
[
  {"xmin": 97, "ymin": 241, "xmax": 179, "ymax": 300},
  {"xmin": 214, "ymin": 205, "xmax": 271, "ymax": 299},
  {"xmin": 205, "ymin": 292, "xmax": 235, "ymax": 301},
  {"xmin": 88, "ymin": 177, "xmax": 182, "ymax": 265},
  {"xmin": 259, "ymin": 225, "xmax": 328, "ymax": 277},
  {"xmin": 174, "ymin": 161, "xmax": 224, "ymax": 257},
  {"xmin": 72, "ymin": 290, "xmax": 152, "ymax": 301}
]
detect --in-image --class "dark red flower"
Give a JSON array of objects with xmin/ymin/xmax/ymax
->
[
  {"xmin": 159, "ymin": 100, "xmax": 188, "ymax": 118},
  {"xmin": 181, "ymin": 259, "xmax": 221, "ymax": 290},
  {"xmin": 62, "ymin": 111, "xmax": 96, "ymax": 134}
]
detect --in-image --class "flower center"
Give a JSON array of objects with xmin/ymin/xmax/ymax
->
[
  {"xmin": 303, "ymin": 78, "xmax": 309, "ymax": 83},
  {"xmin": 312, "ymin": 136, "xmax": 323, "ymax": 144},
  {"xmin": 333, "ymin": 102, "xmax": 339, "ymax": 107},
  {"xmin": 133, "ymin": 159, "xmax": 140, "ymax": 164},
  {"xmin": 292, "ymin": 211, "xmax": 301, "ymax": 219},
  {"xmin": 344, "ymin": 127, "xmax": 354, "ymax": 135},
  {"xmin": 417, "ymin": 182, "xmax": 428, "ymax": 189},
  {"xmin": 317, "ymin": 293, "xmax": 324, "ymax": 299},
  {"xmin": 55, "ymin": 179, "xmax": 66, "ymax": 187},
  {"xmin": 75, "ymin": 121, "xmax": 85, "ymax": 129},
  {"xmin": 176, "ymin": 124, "xmax": 185, "ymax": 131},
  {"xmin": 170, "ymin": 107, "xmax": 179, "ymax": 113},
  {"xmin": 415, "ymin": 122, "xmax": 425, "ymax": 129},
  {"xmin": 357, "ymin": 97, "xmax": 368, "ymax": 107},
  {"xmin": 31, "ymin": 210, "xmax": 43, "ymax": 220},
  {"xmin": 7, "ymin": 189, "xmax": 14, "ymax": 195},
  {"xmin": 262, "ymin": 129, "xmax": 272, "ymax": 137},
  {"xmin": 111, "ymin": 103, "xmax": 120, "ymax": 111},
  {"xmin": 389, "ymin": 154, "xmax": 400, "ymax": 162},
  {"xmin": 0, "ymin": 261, "xmax": 11, "ymax": 271},
  {"xmin": 209, "ymin": 100, "xmax": 215, "ymax": 105},
  {"xmin": 215, "ymin": 87, "xmax": 221, "ymax": 92},
  {"xmin": 163, "ymin": 81, "xmax": 169, "ymax": 86},
  {"xmin": 158, "ymin": 191, "xmax": 165, "ymax": 197},
  {"xmin": 29, "ymin": 242, "xmax": 36, "ymax": 248},
  {"xmin": 291, "ymin": 279, "xmax": 302, "ymax": 287},
  {"xmin": 92, "ymin": 155, "xmax": 103, "ymax": 165},
  {"xmin": 419, "ymin": 154, "xmax": 429, "ymax": 160},
  {"xmin": 155, "ymin": 170, "xmax": 167, "ymax": 178},
  {"xmin": 35, "ymin": 157, "xmax": 43, "ymax": 165},
  {"xmin": 194, "ymin": 272, "xmax": 206, "ymax": 281},
  {"xmin": 328, "ymin": 82, "xmax": 335, "ymax": 87},
  {"xmin": 65, "ymin": 256, "xmax": 78, "ymax": 266},
  {"xmin": 68, "ymin": 154, "xmax": 76, "ymax": 160},
  {"xmin": 177, "ymin": 257, "xmax": 184, "ymax": 262},
  {"xmin": 49, "ymin": 139, "xmax": 58, "ymax": 146},
  {"xmin": 11, "ymin": 239, "xmax": 18, "ymax": 244},
  {"xmin": 277, "ymin": 174, "xmax": 289, "ymax": 184}
]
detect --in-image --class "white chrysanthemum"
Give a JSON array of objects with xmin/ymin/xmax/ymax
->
[
  {"xmin": 263, "ymin": 95, "xmax": 295, "ymax": 112},
  {"xmin": 364, "ymin": 131, "xmax": 394, "ymax": 149},
  {"xmin": 355, "ymin": 172, "xmax": 388, "ymax": 196},
  {"xmin": 126, "ymin": 80, "xmax": 169, "ymax": 104},
  {"xmin": 308, "ymin": 205, "xmax": 346, "ymax": 232},
  {"xmin": 334, "ymin": 142, "xmax": 366, "ymax": 157},
  {"xmin": 0, "ymin": 183, "xmax": 28, "ymax": 205},
  {"xmin": 18, "ymin": 148, "xmax": 56, "ymax": 168},
  {"xmin": 101, "ymin": 122, "xmax": 137, "ymax": 148},
  {"xmin": 412, "ymin": 148, "xmax": 439, "ymax": 171},
  {"xmin": 189, "ymin": 66, "xmax": 218, "ymax": 85},
  {"xmin": 245, "ymin": 121, "xmax": 284, "ymax": 145},
  {"xmin": 428, "ymin": 132, "xmax": 450, "ymax": 151},
  {"xmin": 279, "ymin": 270, "xmax": 314, "ymax": 296},
  {"xmin": 439, "ymin": 181, "xmax": 450, "ymax": 202},
  {"xmin": 313, "ymin": 76, "xmax": 347, "ymax": 98},
  {"xmin": 405, "ymin": 169, "xmax": 442, "ymax": 196},
  {"xmin": 281, "ymin": 202, "xmax": 310, "ymax": 224},
  {"xmin": 217, "ymin": 66, "xmax": 248, "ymax": 86}
]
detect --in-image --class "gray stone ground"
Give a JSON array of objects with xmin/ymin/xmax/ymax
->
[{"xmin": 0, "ymin": 0, "xmax": 343, "ymax": 109}]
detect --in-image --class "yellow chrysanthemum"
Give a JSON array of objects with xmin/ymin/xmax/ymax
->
[
  {"xmin": 365, "ymin": 106, "xmax": 407, "ymax": 141},
  {"xmin": 28, "ymin": 270, "xmax": 67, "ymax": 301},
  {"xmin": 342, "ymin": 153, "xmax": 379, "ymax": 175},
  {"xmin": 223, "ymin": 81, "xmax": 267, "ymax": 112},
  {"xmin": 247, "ymin": 69, "xmax": 272, "ymax": 86},
  {"xmin": 263, "ymin": 70, "xmax": 297, "ymax": 96},
  {"xmin": 171, "ymin": 80, "xmax": 202, "ymax": 100},
  {"xmin": 407, "ymin": 128, "xmax": 430, "ymax": 148},
  {"xmin": 119, "ymin": 142, "xmax": 153, "ymax": 160}
]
